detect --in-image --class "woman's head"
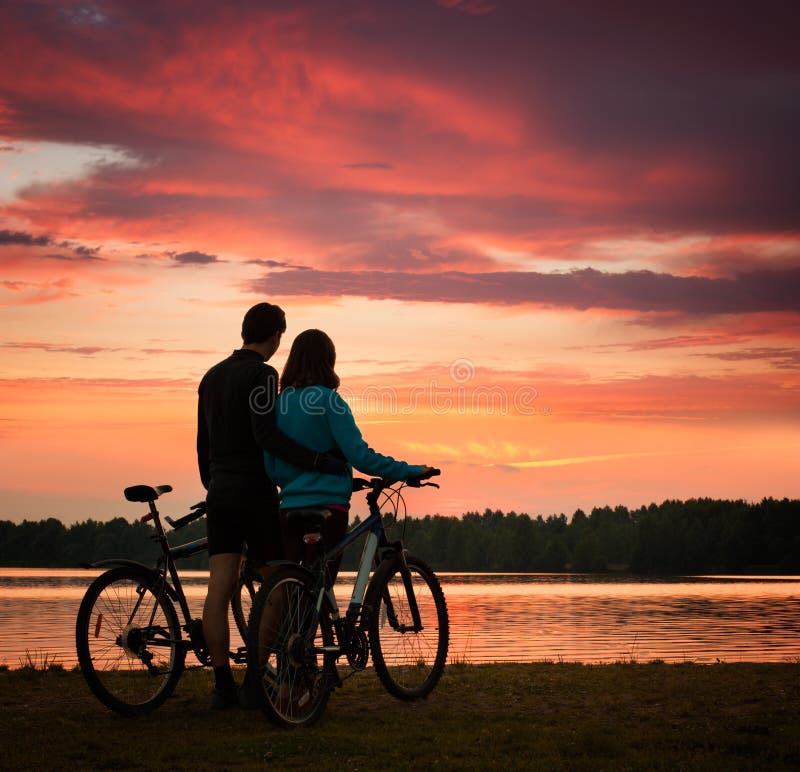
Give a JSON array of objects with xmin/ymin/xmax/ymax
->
[{"xmin": 280, "ymin": 329, "xmax": 340, "ymax": 390}]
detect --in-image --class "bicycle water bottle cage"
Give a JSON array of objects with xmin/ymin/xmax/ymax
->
[{"xmin": 124, "ymin": 484, "xmax": 173, "ymax": 503}]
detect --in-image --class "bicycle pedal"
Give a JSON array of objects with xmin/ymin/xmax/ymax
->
[{"xmin": 328, "ymin": 672, "xmax": 344, "ymax": 691}]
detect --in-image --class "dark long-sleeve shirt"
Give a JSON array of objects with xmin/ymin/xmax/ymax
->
[{"xmin": 196, "ymin": 349, "xmax": 319, "ymax": 490}]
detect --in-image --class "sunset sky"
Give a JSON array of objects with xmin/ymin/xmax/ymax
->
[{"xmin": 1, "ymin": 1, "xmax": 798, "ymax": 524}]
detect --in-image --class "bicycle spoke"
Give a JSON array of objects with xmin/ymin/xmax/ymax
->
[
  {"xmin": 247, "ymin": 568, "xmax": 335, "ymax": 727},
  {"xmin": 77, "ymin": 568, "xmax": 184, "ymax": 715},
  {"xmin": 370, "ymin": 556, "xmax": 449, "ymax": 700}
]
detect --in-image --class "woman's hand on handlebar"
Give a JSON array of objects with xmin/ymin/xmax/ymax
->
[{"xmin": 405, "ymin": 466, "xmax": 440, "ymax": 487}]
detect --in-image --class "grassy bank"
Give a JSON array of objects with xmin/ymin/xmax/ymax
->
[{"xmin": 2, "ymin": 663, "xmax": 799, "ymax": 769}]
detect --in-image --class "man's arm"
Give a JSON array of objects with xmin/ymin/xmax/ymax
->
[
  {"xmin": 196, "ymin": 382, "xmax": 211, "ymax": 490},
  {"xmin": 250, "ymin": 367, "xmax": 346, "ymax": 474}
]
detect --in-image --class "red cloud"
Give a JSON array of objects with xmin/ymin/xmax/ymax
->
[
  {"xmin": 0, "ymin": 3, "xmax": 798, "ymax": 323},
  {"xmin": 1, "ymin": 0, "xmax": 798, "ymax": 263}
]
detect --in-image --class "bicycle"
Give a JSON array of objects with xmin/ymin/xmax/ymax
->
[
  {"xmin": 245, "ymin": 469, "xmax": 449, "ymax": 727},
  {"xmin": 75, "ymin": 484, "xmax": 257, "ymax": 716}
]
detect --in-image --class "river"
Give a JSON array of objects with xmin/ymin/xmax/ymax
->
[{"xmin": 1, "ymin": 569, "xmax": 799, "ymax": 668}]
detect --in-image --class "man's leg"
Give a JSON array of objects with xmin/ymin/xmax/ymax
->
[{"xmin": 203, "ymin": 552, "xmax": 241, "ymax": 706}]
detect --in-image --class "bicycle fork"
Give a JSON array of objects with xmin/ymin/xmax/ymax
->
[{"xmin": 382, "ymin": 552, "xmax": 424, "ymax": 634}]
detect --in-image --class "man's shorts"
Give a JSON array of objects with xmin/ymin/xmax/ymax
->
[{"xmin": 205, "ymin": 475, "xmax": 281, "ymax": 563}]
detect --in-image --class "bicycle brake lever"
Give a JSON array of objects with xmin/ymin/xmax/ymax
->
[{"xmin": 406, "ymin": 479, "xmax": 440, "ymax": 489}]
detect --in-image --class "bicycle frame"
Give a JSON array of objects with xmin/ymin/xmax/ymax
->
[
  {"xmin": 140, "ymin": 498, "xmax": 205, "ymax": 629},
  {"xmin": 302, "ymin": 481, "xmax": 425, "ymax": 654},
  {"xmin": 91, "ymin": 498, "xmax": 218, "ymax": 663}
]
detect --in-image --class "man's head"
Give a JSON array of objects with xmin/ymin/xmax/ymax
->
[{"xmin": 241, "ymin": 302, "xmax": 286, "ymax": 360}]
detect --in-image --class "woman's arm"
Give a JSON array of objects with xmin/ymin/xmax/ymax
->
[{"xmin": 326, "ymin": 391, "xmax": 423, "ymax": 480}]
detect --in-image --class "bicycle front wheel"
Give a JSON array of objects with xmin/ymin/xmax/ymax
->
[
  {"xmin": 368, "ymin": 553, "xmax": 449, "ymax": 700},
  {"xmin": 246, "ymin": 566, "xmax": 336, "ymax": 727},
  {"xmin": 75, "ymin": 566, "xmax": 185, "ymax": 716},
  {"xmin": 231, "ymin": 561, "xmax": 259, "ymax": 643}
]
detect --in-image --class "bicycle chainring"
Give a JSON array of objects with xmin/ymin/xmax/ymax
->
[{"xmin": 345, "ymin": 629, "xmax": 369, "ymax": 670}]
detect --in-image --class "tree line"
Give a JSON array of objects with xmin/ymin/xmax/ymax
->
[{"xmin": 1, "ymin": 497, "xmax": 798, "ymax": 573}]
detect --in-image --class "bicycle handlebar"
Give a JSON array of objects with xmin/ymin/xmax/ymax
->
[
  {"xmin": 351, "ymin": 468, "xmax": 441, "ymax": 493},
  {"xmin": 164, "ymin": 501, "xmax": 207, "ymax": 530}
]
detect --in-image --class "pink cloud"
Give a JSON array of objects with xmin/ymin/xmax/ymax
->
[
  {"xmin": 0, "ymin": 341, "xmax": 216, "ymax": 357},
  {"xmin": 0, "ymin": 277, "xmax": 77, "ymax": 304},
  {"xmin": 697, "ymin": 347, "xmax": 800, "ymax": 370},
  {"xmin": 0, "ymin": 341, "xmax": 118, "ymax": 356},
  {"xmin": 248, "ymin": 266, "xmax": 800, "ymax": 314},
  {"xmin": 0, "ymin": 375, "xmax": 196, "ymax": 393},
  {"xmin": 437, "ymin": 0, "xmax": 496, "ymax": 15}
]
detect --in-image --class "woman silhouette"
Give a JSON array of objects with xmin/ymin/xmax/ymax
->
[{"xmin": 264, "ymin": 328, "xmax": 433, "ymax": 575}]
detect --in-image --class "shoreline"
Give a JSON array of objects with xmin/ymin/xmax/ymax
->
[{"xmin": 3, "ymin": 565, "xmax": 800, "ymax": 576}]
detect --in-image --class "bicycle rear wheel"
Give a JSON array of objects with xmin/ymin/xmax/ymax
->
[
  {"xmin": 246, "ymin": 566, "xmax": 336, "ymax": 727},
  {"xmin": 368, "ymin": 553, "xmax": 449, "ymax": 700},
  {"xmin": 75, "ymin": 566, "xmax": 185, "ymax": 716}
]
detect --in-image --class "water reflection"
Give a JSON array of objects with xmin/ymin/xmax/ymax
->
[{"xmin": 1, "ymin": 569, "xmax": 798, "ymax": 668}]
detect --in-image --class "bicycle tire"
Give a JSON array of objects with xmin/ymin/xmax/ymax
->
[
  {"xmin": 246, "ymin": 566, "xmax": 336, "ymax": 727},
  {"xmin": 75, "ymin": 566, "xmax": 185, "ymax": 716},
  {"xmin": 231, "ymin": 564, "xmax": 258, "ymax": 643},
  {"xmin": 367, "ymin": 553, "xmax": 449, "ymax": 700}
]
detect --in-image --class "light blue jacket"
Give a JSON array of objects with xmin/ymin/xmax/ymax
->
[{"xmin": 264, "ymin": 386, "xmax": 424, "ymax": 509}]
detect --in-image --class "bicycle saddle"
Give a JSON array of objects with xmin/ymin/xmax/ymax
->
[
  {"xmin": 282, "ymin": 507, "xmax": 332, "ymax": 532},
  {"xmin": 124, "ymin": 484, "xmax": 173, "ymax": 503}
]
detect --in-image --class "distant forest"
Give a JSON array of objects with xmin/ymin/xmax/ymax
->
[{"xmin": 1, "ymin": 497, "xmax": 799, "ymax": 574}]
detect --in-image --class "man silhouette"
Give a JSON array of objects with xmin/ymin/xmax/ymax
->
[{"xmin": 197, "ymin": 302, "xmax": 346, "ymax": 708}]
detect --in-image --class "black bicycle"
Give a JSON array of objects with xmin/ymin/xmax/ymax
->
[
  {"xmin": 75, "ymin": 484, "xmax": 257, "ymax": 716},
  {"xmin": 246, "ymin": 470, "xmax": 449, "ymax": 727}
]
